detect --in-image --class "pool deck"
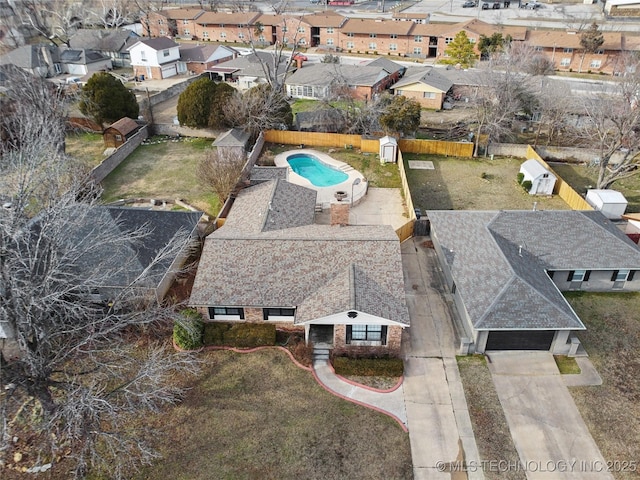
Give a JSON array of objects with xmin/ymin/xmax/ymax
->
[{"xmin": 274, "ymin": 149, "xmax": 367, "ymax": 206}]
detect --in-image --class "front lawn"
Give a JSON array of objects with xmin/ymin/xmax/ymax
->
[
  {"xmin": 136, "ymin": 349, "xmax": 412, "ymax": 480},
  {"xmin": 404, "ymin": 154, "xmax": 570, "ymax": 211},
  {"xmin": 564, "ymin": 292, "xmax": 640, "ymax": 480},
  {"xmin": 100, "ymin": 136, "xmax": 220, "ymax": 215}
]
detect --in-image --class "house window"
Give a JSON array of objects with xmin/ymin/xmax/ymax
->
[
  {"xmin": 282, "ymin": 26, "xmax": 288, "ymax": 32},
  {"xmin": 263, "ymin": 308, "xmax": 296, "ymax": 320},
  {"xmin": 141, "ymin": 51, "xmax": 147, "ymax": 61},
  {"xmin": 415, "ymin": 35, "xmax": 423, "ymax": 42},
  {"xmin": 327, "ymin": 38, "xmax": 334, "ymax": 45},
  {"xmin": 115, "ymin": 134, "xmax": 122, "ymax": 142},
  {"xmin": 413, "ymin": 47, "xmax": 422, "ymax": 55},
  {"xmin": 370, "ymin": 33, "xmax": 377, "ymax": 38},
  {"xmin": 298, "ymin": 26, "xmax": 305, "ymax": 33},
  {"xmin": 369, "ymin": 42, "xmax": 377, "ymax": 50},
  {"xmin": 390, "ymin": 34, "xmax": 397, "ymax": 39},
  {"xmin": 183, "ymin": 19, "xmax": 189, "ymax": 25},
  {"xmin": 423, "ymin": 92, "xmax": 435, "ymax": 98},
  {"xmin": 534, "ymin": 46, "xmax": 543, "ymax": 52},
  {"xmin": 220, "ymin": 32, "xmax": 226, "ymax": 38},
  {"xmin": 469, "ymin": 37, "xmax": 476, "ymax": 43},
  {"xmin": 596, "ymin": 49, "xmax": 604, "ymax": 54},
  {"xmin": 346, "ymin": 41, "xmax": 354, "ymax": 49},
  {"xmin": 159, "ymin": 29, "xmax": 166, "ymax": 36},
  {"xmin": 220, "ymin": 23, "xmax": 225, "ymax": 27},
  {"xmin": 203, "ymin": 31, "xmax": 209, "ymax": 38},
  {"xmin": 299, "ymin": 38, "xmax": 307, "ymax": 45},
  {"xmin": 158, "ymin": 19, "xmax": 164, "ymax": 25},
  {"xmin": 163, "ymin": 49, "xmax": 170, "ymax": 57},
  {"xmin": 568, "ymin": 269, "xmax": 590, "ymax": 282},
  {"xmin": 238, "ymin": 32, "xmax": 244, "ymax": 39},
  {"xmin": 612, "ymin": 269, "xmax": 633, "ymax": 282},
  {"xmin": 327, "ymin": 27, "xmax": 334, "ymax": 34},
  {"xmin": 590, "ymin": 59, "xmax": 602, "ymax": 68},
  {"xmin": 560, "ymin": 58, "xmax": 571, "ymax": 67},
  {"xmin": 208, "ymin": 307, "xmax": 245, "ymax": 320},
  {"xmin": 259, "ymin": 35, "xmax": 265, "ymax": 42},
  {"xmin": 563, "ymin": 48, "xmax": 573, "ymax": 53},
  {"xmin": 184, "ymin": 29, "xmax": 190, "ymax": 35},
  {"xmin": 445, "ymin": 37, "xmax": 454, "ymax": 44},
  {"xmin": 346, "ymin": 325, "xmax": 387, "ymax": 345},
  {"xmin": 347, "ymin": 32, "xmax": 354, "ymax": 38},
  {"xmin": 389, "ymin": 43, "xmax": 397, "ymax": 51}
]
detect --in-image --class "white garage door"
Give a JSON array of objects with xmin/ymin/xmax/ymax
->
[{"xmin": 161, "ymin": 64, "xmax": 177, "ymax": 78}]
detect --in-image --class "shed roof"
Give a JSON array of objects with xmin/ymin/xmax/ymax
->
[
  {"xmin": 520, "ymin": 159, "xmax": 555, "ymax": 179},
  {"xmin": 106, "ymin": 117, "xmax": 139, "ymax": 136},
  {"xmin": 586, "ymin": 189, "xmax": 628, "ymax": 204}
]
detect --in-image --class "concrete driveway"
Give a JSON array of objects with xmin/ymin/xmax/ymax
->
[{"xmin": 488, "ymin": 352, "xmax": 614, "ymax": 480}]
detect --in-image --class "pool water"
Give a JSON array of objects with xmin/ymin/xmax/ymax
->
[{"xmin": 287, "ymin": 153, "xmax": 348, "ymax": 187}]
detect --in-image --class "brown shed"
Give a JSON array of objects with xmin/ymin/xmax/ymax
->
[{"xmin": 103, "ymin": 117, "xmax": 140, "ymax": 148}]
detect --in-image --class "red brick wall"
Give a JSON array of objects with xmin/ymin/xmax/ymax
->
[{"xmin": 333, "ymin": 325, "xmax": 403, "ymax": 358}]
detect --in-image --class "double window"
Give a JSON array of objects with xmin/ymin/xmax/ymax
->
[
  {"xmin": 346, "ymin": 325, "xmax": 387, "ymax": 344},
  {"xmin": 568, "ymin": 269, "xmax": 590, "ymax": 282},
  {"xmin": 208, "ymin": 307, "xmax": 244, "ymax": 320},
  {"xmin": 263, "ymin": 308, "xmax": 295, "ymax": 320}
]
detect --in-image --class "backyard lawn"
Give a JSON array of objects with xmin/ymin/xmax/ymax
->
[
  {"xmin": 65, "ymin": 132, "xmax": 106, "ymax": 169},
  {"xmin": 551, "ymin": 163, "xmax": 640, "ymax": 213},
  {"xmin": 100, "ymin": 136, "xmax": 220, "ymax": 215},
  {"xmin": 260, "ymin": 143, "xmax": 402, "ymax": 189},
  {"xmin": 136, "ymin": 349, "xmax": 412, "ymax": 480},
  {"xmin": 404, "ymin": 154, "xmax": 570, "ymax": 211},
  {"xmin": 563, "ymin": 292, "xmax": 640, "ymax": 480}
]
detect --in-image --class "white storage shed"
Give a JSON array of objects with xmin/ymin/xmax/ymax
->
[
  {"xmin": 585, "ymin": 189, "xmax": 628, "ymax": 219},
  {"xmin": 379, "ymin": 136, "xmax": 398, "ymax": 164},
  {"xmin": 519, "ymin": 159, "xmax": 557, "ymax": 195}
]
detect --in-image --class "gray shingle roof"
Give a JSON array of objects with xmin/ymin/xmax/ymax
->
[
  {"xmin": 366, "ymin": 57, "xmax": 405, "ymax": 75},
  {"xmin": 250, "ymin": 166, "xmax": 289, "ymax": 183},
  {"xmin": 391, "ymin": 67, "xmax": 453, "ymax": 93},
  {"xmin": 212, "ymin": 128, "xmax": 250, "ymax": 148},
  {"xmin": 69, "ymin": 29, "xmax": 140, "ymax": 53},
  {"xmin": 428, "ymin": 210, "xmax": 640, "ymax": 330},
  {"xmin": 0, "ymin": 44, "xmax": 59, "ymax": 69},
  {"xmin": 137, "ymin": 37, "xmax": 178, "ymax": 51},
  {"xmin": 286, "ymin": 63, "xmax": 388, "ymax": 88},
  {"xmin": 190, "ymin": 180, "xmax": 409, "ymax": 325}
]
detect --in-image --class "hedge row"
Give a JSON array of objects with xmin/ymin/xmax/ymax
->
[
  {"xmin": 203, "ymin": 322, "xmax": 276, "ymax": 348},
  {"xmin": 332, "ymin": 356, "xmax": 404, "ymax": 377},
  {"xmin": 173, "ymin": 309, "xmax": 204, "ymax": 350}
]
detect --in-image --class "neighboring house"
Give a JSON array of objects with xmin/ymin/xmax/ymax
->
[
  {"xmin": 604, "ymin": 0, "xmax": 640, "ymax": 15},
  {"xmin": 338, "ymin": 17, "xmax": 415, "ymax": 56},
  {"xmin": 178, "ymin": 43, "xmax": 236, "ymax": 75},
  {"xmin": 208, "ymin": 52, "xmax": 290, "ymax": 89},
  {"xmin": 103, "ymin": 117, "xmax": 141, "ymax": 148},
  {"xmin": 285, "ymin": 63, "xmax": 395, "ymax": 100},
  {"xmin": 189, "ymin": 178, "xmax": 410, "ymax": 357},
  {"xmin": 0, "ymin": 44, "xmax": 61, "ymax": 77},
  {"xmin": 128, "ymin": 37, "xmax": 180, "ymax": 80},
  {"xmin": 69, "ymin": 29, "xmax": 140, "ymax": 67},
  {"xmin": 391, "ymin": 11, "xmax": 430, "ymax": 24},
  {"xmin": 428, "ymin": 210, "xmax": 640, "ymax": 354},
  {"xmin": 390, "ymin": 66, "xmax": 453, "ymax": 109},
  {"xmin": 519, "ymin": 159, "xmax": 557, "ymax": 196},
  {"xmin": 193, "ymin": 11, "xmax": 261, "ymax": 43},
  {"xmin": 253, "ymin": 13, "xmax": 308, "ymax": 47},
  {"xmin": 525, "ymin": 29, "xmax": 623, "ymax": 74},
  {"xmin": 300, "ymin": 11, "xmax": 347, "ymax": 48},
  {"xmin": 146, "ymin": 8, "xmax": 205, "ymax": 38},
  {"xmin": 59, "ymin": 48, "xmax": 112, "ymax": 76}
]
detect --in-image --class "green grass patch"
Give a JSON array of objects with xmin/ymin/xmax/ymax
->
[
  {"xmin": 554, "ymin": 355, "xmax": 581, "ymax": 374},
  {"xmin": 332, "ymin": 356, "xmax": 404, "ymax": 377}
]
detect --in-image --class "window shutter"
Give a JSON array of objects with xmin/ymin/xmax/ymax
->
[
  {"xmin": 567, "ymin": 271, "xmax": 574, "ymax": 282},
  {"xmin": 584, "ymin": 270, "xmax": 591, "ymax": 281},
  {"xmin": 629, "ymin": 270, "xmax": 636, "ymax": 281},
  {"xmin": 263, "ymin": 309, "xmax": 269, "ymax": 320},
  {"xmin": 381, "ymin": 326, "xmax": 388, "ymax": 346},
  {"xmin": 346, "ymin": 325, "xmax": 352, "ymax": 344},
  {"xmin": 611, "ymin": 270, "xmax": 619, "ymax": 282},
  {"xmin": 208, "ymin": 307, "xmax": 215, "ymax": 319}
]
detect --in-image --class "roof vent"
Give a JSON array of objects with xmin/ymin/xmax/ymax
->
[{"xmin": 347, "ymin": 311, "xmax": 358, "ymax": 318}]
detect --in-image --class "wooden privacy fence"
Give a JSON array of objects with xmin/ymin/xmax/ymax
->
[
  {"xmin": 526, "ymin": 145, "xmax": 593, "ymax": 211},
  {"xmin": 399, "ymin": 139, "xmax": 474, "ymax": 157},
  {"xmin": 395, "ymin": 148, "xmax": 416, "ymax": 242}
]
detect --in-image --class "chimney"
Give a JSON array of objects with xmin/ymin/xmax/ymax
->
[
  {"xmin": 296, "ymin": 57, "xmax": 304, "ymax": 69},
  {"xmin": 330, "ymin": 200, "xmax": 350, "ymax": 226}
]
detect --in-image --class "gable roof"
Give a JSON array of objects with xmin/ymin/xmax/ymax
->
[
  {"xmin": 428, "ymin": 210, "xmax": 640, "ymax": 330},
  {"xmin": 156, "ymin": 8, "xmax": 205, "ymax": 20},
  {"xmin": 391, "ymin": 66, "xmax": 453, "ymax": 92},
  {"xmin": 286, "ymin": 63, "xmax": 390, "ymax": 88},
  {"xmin": 178, "ymin": 43, "xmax": 233, "ymax": 62},
  {"xmin": 0, "ymin": 44, "xmax": 59, "ymax": 69},
  {"xmin": 300, "ymin": 11, "xmax": 348, "ymax": 28},
  {"xmin": 525, "ymin": 29, "xmax": 622, "ymax": 50},
  {"xmin": 196, "ymin": 11, "xmax": 261, "ymax": 26},
  {"xmin": 106, "ymin": 117, "xmax": 140, "ymax": 136},
  {"xmin": 212, "ymin": 128, "xmax": 251, "ymax": 148},
  {"xmin": 69, "ymin": 29, "xmax": 140, "ymax": 53},
  {"xmin": 213, "ymin": 51, "xmax": 289, "ymax": 79},
  {"xmin": 189, "ymin": 179, "xmax": 409, "ymax": 325},
  {"xmin": 520, "ymin": 159, "xmax": 555, "ymax": 179},
  {"xmin": 130, "ymin": 37, "xmax": 178, "ymax": 51},
  {"xmin": 366, "ymin": 57, "xmax": 405, "ymax": 75}
]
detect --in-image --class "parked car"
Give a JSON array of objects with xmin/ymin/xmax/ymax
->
[
  {"xmin": 293, "ymin": 53, "xmax": 308, "ymax": 61},
  {"xmin": 492, "ymin": 2, "xmax": 501, "ymax": 8},
  {"xmin": 520, "ymin": 1, "xmax": 540, "ymax": 8},
  {"xmin": 462, "ymin": 1, "xmax": 477, "ymax": 7},
  {"xmin": 482, "ymin": 2, "xmax": 489, "ymax": 8}
]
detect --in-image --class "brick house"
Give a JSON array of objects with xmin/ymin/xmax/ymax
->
[
  {"xmin": 338, "ymin": 17, "xmax": 415, "ymax": 56},
  {"xmin": 194, "ymin": 11, "xmax": 261, "ymax": 43},
  {"xmin": 146, "ymin": 8, "xmax": 205, "ymax": 38},
  {"xmin": 390, "ymin": 66, "xmax": 453, "ymax": 109},
  {"xmin": 128, "ymin": 37, "xmax": 180, "ymax": 80},
  {"xmin": 300, "ymin": 11, "xmax": 348, "ymax": 49},
  {"xmin": 189, "ymin": 176, "xmax": 409, "ymax": 358}
]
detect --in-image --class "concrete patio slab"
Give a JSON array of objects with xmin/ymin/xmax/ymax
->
[{"xmin": 563, "ymin": 357, "xmax": 603, "ymax": 387}]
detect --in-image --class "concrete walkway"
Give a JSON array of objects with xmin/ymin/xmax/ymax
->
[
  {"xmin": 488, "ymin": 352, "xmax": 613, "ymax": 480},
  {"xmin": 312, "ymin": 359, "xmax": 408, "ymax": 429},
  {"xmin": 402, "ymin": 237, "xmax": 484, "ymax": 480}
]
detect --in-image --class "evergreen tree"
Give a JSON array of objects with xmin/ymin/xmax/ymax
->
[
  {"xmin": 379, "ymin": 95, "xmax": 421, "ymax": 137},
  {"xmin": 442, "ymin": 31, "xmax": 478, "ymax": 69},
  {"xmin": 177, "ymin": 78, "xmax": 235, "ymax": 129},
  {"xmin": 579, "ymin": 22, "xmax": 604, "ymax": 72},
  {"xmin": 79, "ymin": 72, "xmax": 139, "ymax": 128}
]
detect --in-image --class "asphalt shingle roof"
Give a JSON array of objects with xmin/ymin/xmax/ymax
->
[
  {"xmin": 391, "ymin": 67, "xmax": 453, "ymax": 93},
  {"xmin": 428, "ymin": 210, "xmax": 640, "ymax": 330},
  {"xmin": 286, "ymin": 63, "xmax": 388, "ymax": 88}
]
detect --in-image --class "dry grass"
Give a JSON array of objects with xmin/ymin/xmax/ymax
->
[
  {"xmin": 457, "ymin": 355, "xmax": 526, "ymax": 480},
  {"xmin": 553, "ymin": 355, "xmax": 581, "ymax": 375},
  {"xmin": 563, "ymin": 292, "xmax": 640, "ymax": 480},
  {"xmin": 135, "ymin": 349, "xmax": 412, "ymax": 480},
  {"xmin": 65, "ymin": 132, "xmax": 106, "ymax": 169},
  {"xmin": 99, "ymin": 137, "xmax": 220, "ymax": 215},
  {"xmin": 404, "ymin": 154, "xmax": 570, "ymax": 211}
]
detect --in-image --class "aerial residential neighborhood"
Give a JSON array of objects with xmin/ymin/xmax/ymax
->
[{"xmin": 1, "ymin": 0, "xmax": 640, "ymax": 478}]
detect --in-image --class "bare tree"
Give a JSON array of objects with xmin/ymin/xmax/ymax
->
[
  {"xmin": 90, "ymin": 0, "xmax": 136, "ymax": 29},
  {"xmin": 9, "ymin": 0, "xmax": 85, "ymax": 47},
  {"xmin": 225, "ymin": 83, "xmax": 293, "ymax": 138},
  {"xmin": 577, "ymin": 54, "xmax": 640, "ymax": 189},
  {"xmin": 579, "ymin": 22, "xmax": 604, "ymax": 73},
  {"xmin": 133, "ymin": 0, "xmax": 169, "ymax": 38},
  {"xmin": 0, "ymin": 66, "xmax": 200, "ymax": 479},
  {"xmin": 196, "ymin": 148, "xmax": 247, "ymax": 203}
]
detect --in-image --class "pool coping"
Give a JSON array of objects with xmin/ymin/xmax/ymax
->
[{"xmin": 273, "ymin": 149, "xmax": 367, "ymax": 207}]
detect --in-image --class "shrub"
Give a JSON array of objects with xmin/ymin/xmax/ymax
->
[
  {"xmin": 516, "ymin": 172, "xmax": 525, "ymax": 184},
  {"xmin": 203, "ymin": 322, "xmax": 231, "ymax": 345},
  {"xmin": 521, "ymin": 180, "xmax": 532, "ymax": 192},
  {"xmin": 333, "ymin": 356, "xmax": 404, "ymax": 377},
  {"xmin": 173, "ymin": 309, "xmax": 204, "ymax": 350},
  {"xmin": 480, "ymin": 172, "xmax": 489, "ymax": 180},
  {"xmin": 225, "ymin": 323, "xmax": 276, "ymax": 348}
]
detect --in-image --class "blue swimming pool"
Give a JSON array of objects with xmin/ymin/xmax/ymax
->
[{"xmin": 287, "ymin": 153, "xmax": 348, "ymax": 187}]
